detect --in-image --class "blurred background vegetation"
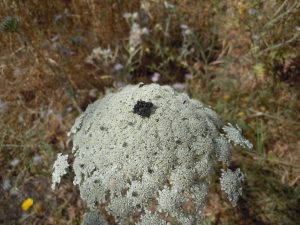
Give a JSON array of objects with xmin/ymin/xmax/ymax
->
[{"xmin": 0, "ymin": 0, "xmax": 299, "ymax": 224}]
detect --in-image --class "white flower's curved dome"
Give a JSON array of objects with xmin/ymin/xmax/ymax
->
[{"xmin": 52, "ymin": 83, "xmax": 252, "ymax": 225}]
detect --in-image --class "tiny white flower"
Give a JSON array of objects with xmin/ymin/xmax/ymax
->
[
  {"xmin": 141, "ymin": 27, "xmax": 149, "ymax": 35},
  {"xmin": 252, "ymin": 34, "xmax": 260, "ymax": 41},
  {"xmin": 172, "ymin": 82, "xmax": 186, "ymax": 91},
  {"xmin": 10, "ymin": 158, "xmax": 20, "ymax": 167},
  {"xmin": 33, "ymin": 154, "xmax": 43, "ymax": 165},
  {"xmin": 151, "ymin": 72, "xmax": 161, "ymax": 82},
  {"xmin": 113, "ymin": 63, "xmax": 124, "ymax": 72},
  {"xmin": 154, "ymin": 23, "xmax": 163, "ymax": 31},
  {"xmin": 164, "ymin": 1, "xmax": 175, "ymax": 10},
  {"xmin": 180, "ymin": 24, "xmax": 189, "ymax": 30},
  {"xmin": 129, "ymin": 23, "xmax": 149, "ymax": 50},
  {"xmin": 184, "ymin": 73, "xmax": 193, "ymax": 80},
  {"xmin": 184, "ymin": 28, "xmax": 192, "ymax": 35},
  {"xmin": 132, "ymin": 12, "xmax": 139, "ymax": 20},
  {"xmin": 123, "ymin": 13, "xmax": 132, "ymax": 20},
  {"xmin": 85, "ymin": 47, "xmax": 113, "ymax": 64},
  {"xmin": 129, "ymin": 46, "xmax": 135, "ymax": 52}
]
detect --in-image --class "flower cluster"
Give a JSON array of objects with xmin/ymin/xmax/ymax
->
[
  {"xmin": 129, "ymin": 23, "xmax": 149, "ymax": 51},
  {"xmin": 52, "ymin": 84, "xmax": 252, "ymax": 225},
  {"xmin": 85, "ymin": 47, "xmax": 113, "ymax": 65}
]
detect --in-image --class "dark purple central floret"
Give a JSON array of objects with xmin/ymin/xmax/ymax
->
[{"xmin": 133, "ymin": 100, "xmax": 154, "ymax": 117}]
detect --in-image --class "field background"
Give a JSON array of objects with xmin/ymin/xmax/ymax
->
[{"xmin": 0, "ymin": 0, "xmax": 299, "ymax": 224}]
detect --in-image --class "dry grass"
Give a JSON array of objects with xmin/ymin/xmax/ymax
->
[{"xmin": 0, "ymin": 0, "xmax": 299, "ymax": 224}]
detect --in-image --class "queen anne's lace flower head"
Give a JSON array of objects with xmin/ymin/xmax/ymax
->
[{"xmin": 52, "ymin": 83, "xmax": 252, "ymax": 224}]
